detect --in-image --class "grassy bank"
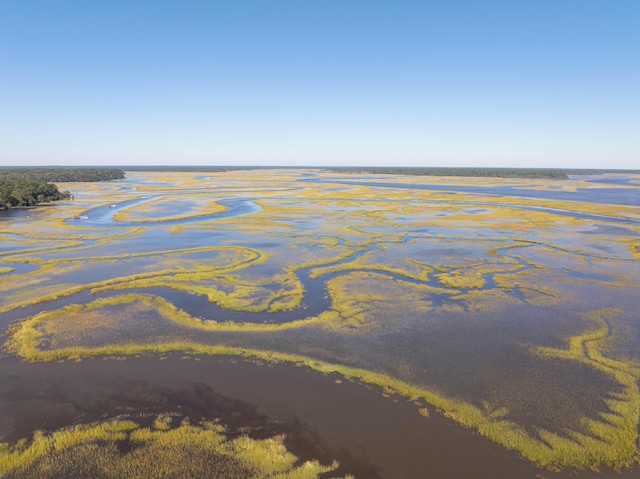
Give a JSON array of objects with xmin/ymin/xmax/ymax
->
[
  {"xmin": 0, "ymin": 415, "xmax": 348, "ymax": 479},
  {"xmin": 5, "ymin": 303, "xmax": 640, "ymax": 471}
]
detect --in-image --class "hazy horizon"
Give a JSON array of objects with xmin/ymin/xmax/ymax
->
[{"xmin": 1, "ymin": 1, "xmax": 638, "ymax": 169}]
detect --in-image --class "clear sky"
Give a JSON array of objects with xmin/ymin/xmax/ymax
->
[{"xmin": 1, "ymin": 1, "xmax": 638, "ymax": 168}]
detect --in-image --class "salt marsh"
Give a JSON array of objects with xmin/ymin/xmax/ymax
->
[{"xmin": 1, "ymin": 170, "xmax": 640, "ymax": 478}]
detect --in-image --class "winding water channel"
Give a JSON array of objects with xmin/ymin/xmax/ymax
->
[{"xmin": 66, "ymin": 197, "xmax": 263, "ymax": 227}]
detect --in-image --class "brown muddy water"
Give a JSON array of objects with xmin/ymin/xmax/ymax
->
[{"xmin": 0, "ymin": 354, "xmax": 635, "ymax": 479}]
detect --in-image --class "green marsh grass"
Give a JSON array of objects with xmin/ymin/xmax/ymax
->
[
  {"xmin": 532, "ymin": 309, "xmax": 640, "ymax": 470},
  {"xmin": 434, "ymin": 270, "xmax": 486, "ymax": 289},
  {"xmin": 0, "ymin": 416, "xmax": 349, "ymax": 479},
  {"xmin": 0, "ymin": 246, "xmax": 263, "ymax": 314},
  {"xmin": 7, "ymin": 297, "xmax": 640, "ymax": 470},
  {"xmin": 3, "ymin": 171, "xmax": 640, "ymax": 472}
]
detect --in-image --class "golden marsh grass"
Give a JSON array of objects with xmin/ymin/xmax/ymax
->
[{"xmin": 2, "ymin": 170, "xmax": 640, "ymax": 472}]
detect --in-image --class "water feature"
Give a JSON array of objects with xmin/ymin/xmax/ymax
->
[{"xmin": 1, "ymin": 170, "xmax": 639, "ymax": 477}]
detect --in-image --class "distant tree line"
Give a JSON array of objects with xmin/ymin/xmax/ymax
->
[
  {"xmin": 0, "ymin": 168, "xmax": 125, "ymax": 182},
  {"xmin": 325, "ymin": 167, "xmax": 639, "ymax": 179},
  {"xmin": 0, "ymin": 179, "xmax": 71, "ymax": 209},
  {"xmin": 115, "ymin": 165, "xmax": 639, "ymax": 179}
]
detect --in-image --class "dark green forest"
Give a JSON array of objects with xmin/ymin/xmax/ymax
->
[
  {"xmin": 0, "ymin": 168, "xmax": 125, "ymax": 182},
  {"xmin": 0, "ymin": 180, "xmax": 71, "ymax": 209},
  {"xmin": 121, "ymin": 165, "xmax": 638, "ymax": 179},
  {"xmin": 326, "ymin": 167, "xmax": 639, "ymax": 179}
]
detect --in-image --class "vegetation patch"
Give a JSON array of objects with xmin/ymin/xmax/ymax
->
[
  {"xmin": 532, "ymin": 309, "xmax": 640, "ymax": 470},
  {"xmin": 6, "ymin": 300, "xmax": 640, "ymax": 471},
  {"xmin": 434, "ymin": 270, "xmax": 486, "ymax": 289},
  {"xmin": 0, "ymin": 415, "xmax": 348, "ymax": 479},
  {"xmin": 2, "ymin": 170, "xmax": 640, "ymax": 473},
  {"xmin": 0, "ymin": 179, "xmax": 70, "ymax": 209},
  {"xmin": 0, "ymin": 167, "xmax": 125, "ymax": 182}
]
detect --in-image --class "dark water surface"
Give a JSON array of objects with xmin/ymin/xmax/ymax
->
[
  {"xmin": 307, "ymin": 177, "xmax": 640, "ymax": 206},
  {"xmin": 65, "ymin": 197, "xmax": 262, "ymax": 228},
  {"xmin": 1, "ymin": 354, "xmax": 634, "ymax": 479}
]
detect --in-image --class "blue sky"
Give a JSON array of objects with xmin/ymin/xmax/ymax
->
[{"xmin": 1, "ymin": 1, "xmax": 638, "ymax": 168}]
